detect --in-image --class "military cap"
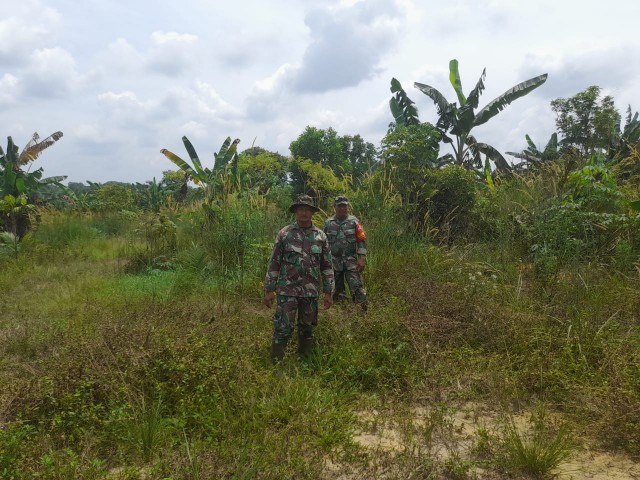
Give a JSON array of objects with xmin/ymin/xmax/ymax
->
[
  {"xmin": 334, "ymin": 195, "xmax": 349, "ymax": 205},
  {"xmin": 289, "ymin": 194, "xmax": 320, "ymax": 213}
]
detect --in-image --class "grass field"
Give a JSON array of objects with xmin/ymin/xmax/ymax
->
[{"xmin": 2, "ymin": 197, "xmax": 640, "ymax": 479}]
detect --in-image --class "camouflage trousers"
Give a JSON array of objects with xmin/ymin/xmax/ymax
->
[
  {"xmin": 334, "ymin": 269, "xmax": 368, "ymax": 305},
  {"xmin": 272, "ymin": 295, "xmax": 318, "ymax": 345}
]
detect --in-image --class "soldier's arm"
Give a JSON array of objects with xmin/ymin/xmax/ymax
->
[
  {"xmin": 355, "ymin": 222, "xmax": 367, "ymax": 257},
  {"xmin": 320, "ymin": 234, "xmax": 335, "ymax": 294},
  {"xmin": 264, "ymin": 231, "xmax": 285, "ymax": 294}
]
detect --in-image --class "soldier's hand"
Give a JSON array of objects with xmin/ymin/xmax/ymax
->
[
  {"xmin": 323, "ymin": 292, "xmax": 333, "ymax": 310},
  {"xmin": 264, "ymin": 291, "xmax": 276, "ymax": 308},
  {"xmin": 357, "ymin": 256, "xmax": 366, "ymax": 272}
]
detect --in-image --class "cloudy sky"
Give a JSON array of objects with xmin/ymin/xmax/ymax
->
[{"xmin": 2, "ymin": 0, "xmax": 639, "ymax": 183}]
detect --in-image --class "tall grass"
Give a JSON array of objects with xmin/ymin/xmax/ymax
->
[{"xmin": 2, "ymin": 183, "xmax": 640, "ymax": 477}]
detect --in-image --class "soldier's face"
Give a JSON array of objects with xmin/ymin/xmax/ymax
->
[
  {"xmin": 334, "ymin": 204, "xmax": 348, "ymax": 219},
  {"xmin": 295, "ymin": 205, "xmax": 313, "ymax": 226}
]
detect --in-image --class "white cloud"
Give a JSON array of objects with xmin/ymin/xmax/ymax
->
[
  {"xmin": 146, "ymin": 31, "xmax": 200, "ymax": 77},
  {"xmin": 1, "ymin": 0, "xmax": 639, "ymax": 183},
  {"xmin": 0, "ymin": 1, "xmax": 61, "ymax": 65},
  {"xmin": 21, "ymin": 47, "xmax": 85, "ymax": 98},
  {"xmin": 102, "ymin": 38, "xmax": 143, "ymax": 74},
  {"xmin": 0, "ymin": 74, "xmax": 19, "ymax": 107}
]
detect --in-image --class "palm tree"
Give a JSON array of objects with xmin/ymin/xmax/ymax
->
[{"xmin": 414, "ymin": 59, "xmax": 547, "ymax": 173}]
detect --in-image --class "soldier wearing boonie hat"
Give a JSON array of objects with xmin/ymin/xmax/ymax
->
[
  {"xmin": 324, "ymin": 195, "xmax": 368, "ymax": 311},
  {"xmin": 264, "ymin": 194, "xmax": 334, "ymax": 362}
]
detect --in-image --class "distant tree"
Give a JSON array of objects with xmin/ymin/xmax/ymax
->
[
  {"xmin": 611, "ymin": 105, "xmax": 640, "ymax": 161},
  {"xmin": 288, "ymin": 157, "xmax": 347, "ymax": 208},
  {"xmin": 94, "ymin": 184, "xmax": 137, "ymax": 212},
  {"xmin": 160, "ymin": 169, "xmax": 189, "ymax": 202},
  {"xmin": 380, "ymin": 123, "xmax": 441, "ymax": 169},
  {"xmin": 339, "ymin": 134, "xmax": 378, "ymax": 184},
  {"xmin": 238, "ymin": 151, "xmax": 288, "ymax": 194},
  {"xmin": 67, "ymin": 182, "xmax": 92, "ymax": 195},
  {"xmin": 289, "ymin": 127, "xmax": 351, "ymax": 178},
  {"xmin": 551, "ymin": 86, "xmax": 620, "ymax": 158}
]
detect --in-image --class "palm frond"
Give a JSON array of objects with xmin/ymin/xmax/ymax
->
[{"xmin": 474, "ymin": 74, "xmax": 548, "ymax": 127}]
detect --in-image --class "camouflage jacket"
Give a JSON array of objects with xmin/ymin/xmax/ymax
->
[
  {"xmin": 323, "ymin": 215, "xmax": 367, "ymax": 272},
  {"xmin": 264, "ymin": 222, "xmax": 334, "ymax": 297}
]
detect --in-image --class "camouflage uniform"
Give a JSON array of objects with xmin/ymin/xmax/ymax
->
[
  {"xmin": 324, "ymin": 200, "xmax": 368, "ymax": 308},
  {"xmin": 264, "ymin": 201, "xmax": 334, "ymax": 359}
]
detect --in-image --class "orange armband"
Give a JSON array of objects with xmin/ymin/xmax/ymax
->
[{"xmin": 356, "ymin": 223, "xmax": 366, "ymax": 241}]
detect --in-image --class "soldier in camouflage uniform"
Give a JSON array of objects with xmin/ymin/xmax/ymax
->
[
  {"xmin": 264, "ymin": 194, "xmax": 334, "ymax": 362},
  {"xmin": 324, "ymin": 195, "xmax": 368, "ymax": 311}
]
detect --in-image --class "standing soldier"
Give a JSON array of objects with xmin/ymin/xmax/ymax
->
[
  {"xmin": 264, "ymin": 194, "xmax": 334, "ymax": 362},
  {"xmin": 324, "ymin": 196, "xmax": 368, "ymax": 311}
]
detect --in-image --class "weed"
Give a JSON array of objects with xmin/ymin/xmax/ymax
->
[{"xmin": 497, "ymin": 414, "xmax": 574, "ymax": 478}]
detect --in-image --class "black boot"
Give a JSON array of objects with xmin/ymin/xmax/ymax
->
[
  {"xmin": 297, "ymin": 336, "xmax": 314, "ymax": 361},
  {"xmin": 271, "ymin": 340, "xmax": 287, "ymax": 363}
]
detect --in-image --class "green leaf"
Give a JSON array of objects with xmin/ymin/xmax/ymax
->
[
  {"xmin": 15, "ymin": 177, "xmax": 26, "ymax": 194},
  {"xmin": 449, "ymin": 59, "xmax": 466, "ymax": 106},
  {"xmin": 629, "ymin": 200, "xmax": 640, "ymax": 211},
  {"xmin": 484, "ymin": 157, "xmax": 495, "ymax": 192},
  {"xmin": 390, "ymin": 77, "xmax": 402, "ymax": 93},
  {"xmin": 160, "ymin": 149, "xmax": 200, "ymax": 183},
  {"xmin": 466, "ymin": 69, "xmax": 486, "ymax": 109},
  {"xmin": 182, "ymin": 136, "xmax": 205, "ymax": 178},
  {"xmin": 474, "ymin": 73, "xmax": 548, "ymax": 127},
  {"xmin": 475, "ymin": 142, "xmax": 511, "ymax": 172},
  {"xmin": 414, "ymin": 82, "xmax": 451, "ymax": 119}
]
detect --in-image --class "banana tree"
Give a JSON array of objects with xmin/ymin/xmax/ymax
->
[
  {"xmin": 160, "ymin": 136, "xmax": 240, "ymax": 188},
  {"xmin": 414, "ymin": 59, "xmax": 548, "ymax": 173},
  {"xmin": 611, "ymin": 106, "xmax": 640, "ymax": 161},
  {"xmin": 507, "ymin": 133, "xmax": 562, "ymax": 170},
  {"xmin": 389, "ymin": 77, "xmax": 420, "ymax": 129},
  {"xmin": 0, "ymin": 132, "xmax": 66, "ymax": 237},
  {"xmin": 0, "ymin": 132, "xmax": 66, "ymax": 198}
]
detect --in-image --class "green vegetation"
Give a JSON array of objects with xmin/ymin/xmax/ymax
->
[{"xmin": 2, "ymin": 75, "xmax": 640, "ymax": 478}]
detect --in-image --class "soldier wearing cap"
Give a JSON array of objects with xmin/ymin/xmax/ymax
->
[
  {"xmin": 264, "ymin": 194, "xmax": 335, "ymax": 362},
  {"xmin": 324, "ymin": 196, "xmax": 368, "ymax": 310}
]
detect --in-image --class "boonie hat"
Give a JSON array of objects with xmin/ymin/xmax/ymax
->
[
  {"xmin": 334, "ymin": 195, "xmax": 349, "ymax": 205},
  {"xmin": 289, "ymin": 194, "xmax": 320, "ymax": 213}
]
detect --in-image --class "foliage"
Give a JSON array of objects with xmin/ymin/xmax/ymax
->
[
  {"xmin": 380, "ymin": 122, "xmax": 441, "ymax": 169},
  {"xmin": 0, "ymin": 132, "xmax": 66, "ymax": 238},
  {"xmin": 507, "ymin": 133, "xmax": 562, "ymax": 170},
  {"xmin": 160, "ymin": 136, "xmax": 241, "ymax": 196},
  {"xmin": 289, "ymin": 126, "xmax": 352, "ymax": 178},
  {"xmin": 389, "ymin": 77, "xmax": 420, "ymax": 128},
  {"xmin": 0, "ymin": 194, "xmax": 35, "ymax": 242},
  {"xmin": 551, "ymin": 86, "xmax": 620, "ymax": 157},
  {"xmin": 237, "ymin": 151, "xmax": 288, "ymax": 194},
  {"xmin": 565, "ymin": 159, "xmax": 623, "ymax": 213},
  {"xmin": 0, "ymin": 132, "xmax": 66, "ymax": 198},
  {"xmin": 93, "ymin": 184, "xmax": 137, "ymax": 212},
  {"xmin": 413, "ymin": 59, "xmax": 547, "ymax": 172},
  {"xmin": 340, "ymin": 134, "xmax": 379, "ymax": 184},
  {"xmin": 421, "ymin": 166, "xmax": 478, "ymax": 242},
  {"xmin": 288, "ymin": 157, "xmax": 348, "ymax": 208},
  {"xmin": 159, "ymin": 169, "xmax": 189, "ymax": 202}
]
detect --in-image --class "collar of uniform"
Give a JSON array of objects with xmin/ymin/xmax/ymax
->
[{"xmin": 293, "ymin": 221, "xmax": 315, "ymax": 230}]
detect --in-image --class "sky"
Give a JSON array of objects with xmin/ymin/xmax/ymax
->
[{"xmin": 1, "ymin": 0, "xmax": 639, "ymax": 184}]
